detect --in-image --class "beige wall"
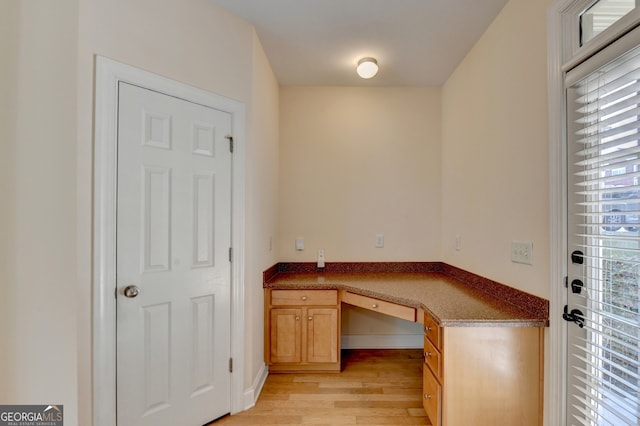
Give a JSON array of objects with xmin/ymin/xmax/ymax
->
[
  {"xmin": 0, "ymin": 0, "xmax": 19, "ymax": 403},
  {"xmin": 0, "ymin": 1, "xmax": 80, "ymax": 425},
  {"xmin": 441, "ymin": 2, "xmax": 554, "ymax": 423},
  {"xmin": 341, "ymin": 305, "xmax": 423, "ymax": 341},
  {"xmin": 278, "ymin": 86, "xmax": 440, "ymax": 340},
  {"xmin": 246, "ymin": 33, "xmax": 280, "ymax": 387},
  {"xmin": 278, "ymin": 86, "xmax": 442, "ymax": 262},
  {"xmin": 441, "ymin": 0, "xmax": 552, "ymax": 299}
]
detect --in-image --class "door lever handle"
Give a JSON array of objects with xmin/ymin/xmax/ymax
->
[{"xmin": 563, "ymin": 305, "xmax": 585, "ymax": 328}]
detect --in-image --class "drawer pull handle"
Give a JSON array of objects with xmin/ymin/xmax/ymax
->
[
  {"xmin": 295, "ymin": 316, "xmax": 300, "ymax": 321},
  {"xmin": 301, "ymin": 296, "xmax": 308, "ymax": 301},
  {"xmin": 308, "ymin": 316, "xmax": 313, "ymax": 321},
  {"xmin": 372, "ymin": 303, "xmax": 378, "ymax": 309},
  {"xmin": 424, "ymin": 394, "xmax": 432, "ymax": 400}
]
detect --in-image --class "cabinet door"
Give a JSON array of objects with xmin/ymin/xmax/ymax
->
[
  {"xmin": 306, "ymin": 308, "xmax": 338, "ymax": 363},
  {"xmin": 270, "ymin": 308, "xmax": 302, "ymax": 364}
]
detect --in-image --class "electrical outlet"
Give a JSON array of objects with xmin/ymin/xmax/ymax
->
[
  {"xmin": 375, "ymin": 234, "xmax": 384, "ymax": 248},
  {"xmin": 295, "ymin": 237, "xmax": 304, "ymax": 251},
  {"xmin": 455, "ymin": 235, "xmax": 462, "ymax": 251},
  {"xmin": 511, "ymin": 241, "xmax": 533, "ymax": 265}
]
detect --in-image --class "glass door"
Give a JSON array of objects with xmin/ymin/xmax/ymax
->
[{"xmin": 566, "ymin": 29, "xmax": 640, "ymax": 425}]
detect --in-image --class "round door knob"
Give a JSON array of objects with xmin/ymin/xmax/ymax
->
[
  {"xmin": 301, "ymin": 296, "xmax": 308, "ymax": 301},
  {"xmin": 123, "ymin": 285, "xmax": 140, "ymax": 298},
  {"xmin": 372, "ymin": 304, "xmax": 378, "ymax": 309},
  {"xmin": 308, "ymin": 316, "xmax": 313, "ymax": 321}
]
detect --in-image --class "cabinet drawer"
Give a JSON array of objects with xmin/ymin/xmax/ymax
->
[
  {"xmin": 341, "ymin": 291, "xmax": 416, "ymax": 322},
  {"xmin": 271, "ymin": 289, "xmax": 338, "ymax": 306},
  {"xmin": 423, "ymin": 336, "xmax": 442, "ymax": 379},
  {"xmin": 423, "ymin": 367, "xmax": 442, "ymax": 426},
  {"xmin": 424, "ymin": 311, "xmax": 442, "ymax": 349}
]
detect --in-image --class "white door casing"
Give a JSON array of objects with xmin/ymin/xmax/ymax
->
[
  {"xmin": 116, "ymin": 82, "xmax": 232, "ymax": 425},
  {"xmin": 549, "ymin": 2, "xmax": 640, "ymax": 425},
  {"xmin": 93, "ymin": 57, "xmax": 246, "ymax": 426}
]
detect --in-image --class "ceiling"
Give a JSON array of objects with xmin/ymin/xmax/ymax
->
[{"xmin": 211, "ymin": 0, "xmax": 509, "ymax": 86}]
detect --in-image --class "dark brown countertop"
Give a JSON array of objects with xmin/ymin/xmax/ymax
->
[{"xmin": 264, "ymin": 263, "xmax": 549, "ymax": 327}]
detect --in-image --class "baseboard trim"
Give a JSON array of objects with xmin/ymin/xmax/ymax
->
[
  {"xmin": 341, "ymin": 334, "xmax": 423, "ymax": 349},
  {"xmin": 241, "ymin": 362, "xmax": 268, "ymax": 412}
]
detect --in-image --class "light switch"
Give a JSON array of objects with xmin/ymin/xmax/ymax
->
[{"xmin": 295, "ymin": 237, "xmax": 304, "ymax": 251}]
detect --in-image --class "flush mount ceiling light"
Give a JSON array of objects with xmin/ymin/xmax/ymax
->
[{"xmin": 356, "ymin": 57, "xmax": 378, "ymax": 79}]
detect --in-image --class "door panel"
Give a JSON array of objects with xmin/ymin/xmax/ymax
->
[
  {"xmin": 142, "ymin": 302, "xmax": 171, "ymax": 415},
  {"xmin": 116, "ymin": 82, "xmax": 232, "ymax": 426},
  {"xmin": 191, "ymin": 294, "xmax": 215, "ymax": 396}
]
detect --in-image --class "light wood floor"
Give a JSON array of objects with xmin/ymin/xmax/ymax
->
[{"xmin": 212, "ymin": 349, "xmax": 430, "ymax": 425}]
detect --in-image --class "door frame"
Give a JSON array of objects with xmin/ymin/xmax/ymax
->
[
  {"xmin": 548, "ymin": 2, "xmax": 640, "ymax": 425},
  {"xmin": 92, "ymin": 56, "xmax": 246, "ymax": 426}
]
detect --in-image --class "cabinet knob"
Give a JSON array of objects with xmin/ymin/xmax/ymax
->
[
  {"xmin": 425, "ymin": 326, "xmax": 432, "ymax": 332},
  {"xmin": 308, "ymin": 316, "xmax": 313, "ymax": 321},
  {"xmin": 295, "ymin": 316, "xmax": 300, "ymax": 321},
  {"xmin": 371, "ymin": 303, "xmax": 378, "ymax": 308},
  {"xmin": 424, "ymin": 393, "xmax": 432, "ymax": 400},
  {"xmin": 301, "ymin": 296, "xmax": 308, "ymax": 301},
  {"xmin": 424, "ymin": 351, "xmax": 432, "ymax": 358}
]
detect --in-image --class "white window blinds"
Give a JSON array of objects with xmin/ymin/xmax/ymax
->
[{"xmin": 567, "ymin": 32, "xmax": 640, "ymax": 425}]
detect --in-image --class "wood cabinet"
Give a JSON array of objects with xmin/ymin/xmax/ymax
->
[
  {"xmin": 264, "ymin": 286, "xmax": 544, "ymax": 423},
  {"xmin": 422, "ymin": 311, "xmax": 543, "ymax": 426},
  {"xmin": 265, "ymin": 289, "xmax": 340, "ymax": 372}
]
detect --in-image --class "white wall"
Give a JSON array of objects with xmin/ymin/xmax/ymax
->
[
  {"xmin": 0, "ymin": 1, "xmax": 80, "ymax": 425},
  {"xmin": 441, "ymin": 0, "xmax": 553, "ymax": 299},
  {"xmin": 278, "ymin": 86, "xmax": 442, "ymax": 262}
]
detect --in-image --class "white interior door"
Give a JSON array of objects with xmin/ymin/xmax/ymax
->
[{"xmin": 116, "ymin": 82, "xmax": 232, "ymax": 426}]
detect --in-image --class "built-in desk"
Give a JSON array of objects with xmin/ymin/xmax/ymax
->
[{"xmin": 263, "ymin": 262, "xmax": 548, "ymax": 426}]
